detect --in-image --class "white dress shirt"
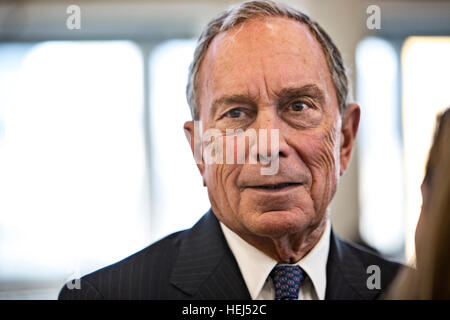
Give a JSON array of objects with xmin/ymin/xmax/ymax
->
[{"xmin": 220, "ymin": 219, "xmax": 331, "ymax": 300}]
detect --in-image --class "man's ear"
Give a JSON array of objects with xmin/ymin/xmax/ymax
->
[
  {"xmin": 184, "ymin": 120, "xmax": 206, "ymax": 185},
  {"xmin": 339, "ymin": 103, "xmax": 360, "ymax": 176}
]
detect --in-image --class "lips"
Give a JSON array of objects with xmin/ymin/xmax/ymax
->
[{"xmin": 247, "ymin": 182, "xmax": 302, "ymax": 190}]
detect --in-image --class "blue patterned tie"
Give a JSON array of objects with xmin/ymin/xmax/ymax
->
[{"xmin": 270, "ymin": 264, "xmax": 305, "ymax": 300}]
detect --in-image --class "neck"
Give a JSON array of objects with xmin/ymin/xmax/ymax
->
[{"xmin": 240, "ymin": 217, "xmax": 328, "ymax": 263}]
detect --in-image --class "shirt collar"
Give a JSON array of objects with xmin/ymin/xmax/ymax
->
[{"xmin": 220, "ymin": 219, "xmax": 331, "ymax": 300}]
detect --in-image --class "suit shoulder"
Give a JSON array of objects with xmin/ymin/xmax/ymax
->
[
  {"xmin": 97, "ymin": 229, "xmax": 186, "ymax": 272},
  {"xmin": 339, "ymin": 239, "xmax": 403, "ymax": 275},
  {"xmin": 59, "ymin": 229, "xmax": 187, "ymax": 299}
]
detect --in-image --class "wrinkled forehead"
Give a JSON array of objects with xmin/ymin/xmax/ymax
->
[
  {"xmin": 208, "ymin": 17, "xmax": 323, "ymax": 63},
  {"xmin": 197, "ymin": 17, "xmax": 335, "ymax": 115}
]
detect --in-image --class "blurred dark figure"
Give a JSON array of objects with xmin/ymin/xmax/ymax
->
[{"xmin": 388, "ymin": 107, "xmax": 450, "ymax": 299}]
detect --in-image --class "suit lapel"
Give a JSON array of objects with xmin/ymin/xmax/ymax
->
[
  {"xmin": 326, "ymin": 230, "xmax": 380, "ymax": 300},
  {"xmin": 169, "ymin": 210, "xmax": 251, "ymax": 299},
  {"xmin": 170, "ymin": 213, "xmax": 384, "ymax": 300}
]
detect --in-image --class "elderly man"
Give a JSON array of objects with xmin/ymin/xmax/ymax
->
[{"xmin": 59, "ymin": 0, "xmax": 401, "ymax": 300}]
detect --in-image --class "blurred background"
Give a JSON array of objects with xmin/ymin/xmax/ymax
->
[{"xmin": 0, "ymin": 0, "xmax": 449, "ymax": 299}]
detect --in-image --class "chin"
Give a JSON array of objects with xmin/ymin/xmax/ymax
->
[{"xmin": 246, "ymin": 209, "xmax": 311, "ymax": 238}]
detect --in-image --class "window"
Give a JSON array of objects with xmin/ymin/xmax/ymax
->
[
  {"xmin": 402, "ymin": 36, "xmax": 450, "ymax": 261},
  {"xmin": 356, "ymin": 37, "xmax": 405, "ymax": 258},
  {"xmin": 149, "ymin": 40, "xmax": 210, "ymax": 243},
  {"xmin": 356, "ymin": 36, "xmax": 450, "ymax": 262},
  {"xmin": 0, "ymin": 41, "xmax": 150, "ymax": 297}
]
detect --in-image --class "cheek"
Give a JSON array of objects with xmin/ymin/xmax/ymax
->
[
  {"xmin": 204, "ymin": 163, "xmax": 241, "ymax": 206},
  {"xmin": 204, "ymin": 163, "xmax": 225, "ymax": 192},
  {"xmin": 297, "ymin": 128, "xmax": 340, "ymax": 207},
  {"xmin": 301, "ymin": 128, "xmax": 339, "ymax": 173},
  {"xmin": 204, "ymin": 163, "xmax": 227, "ymax": 215}
]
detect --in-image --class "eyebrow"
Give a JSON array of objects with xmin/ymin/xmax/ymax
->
[
  {"xmin": 274, "ymin": 84, "xmax": 326, "ymax": 106},
  {"xmin": 210, "ymin": 84, "xmax": 326, "ymax": 116},
  {"xmin": 210, "ymin": 93, "xmax": 258, "ymax": 117}
]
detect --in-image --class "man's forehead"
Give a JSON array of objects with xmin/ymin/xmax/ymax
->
[
  {"xmin": 204, "ymin": 17, "xmax": 324, "ymax": 68},
  {"xmin": 198, "ymin": 16, "xmax": 332, "ymax": 109}
]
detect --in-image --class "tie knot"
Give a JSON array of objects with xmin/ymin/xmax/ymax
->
[{"xmin": 270, "ymin": 264, "xmax": 305, "ymax": 300}]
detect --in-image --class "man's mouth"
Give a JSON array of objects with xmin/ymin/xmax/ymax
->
[{"xmin": 248, "ymin": 182, "xmax": 302, "ymax": 190}]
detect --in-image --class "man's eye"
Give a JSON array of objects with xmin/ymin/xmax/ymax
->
[
  {"xmin": 225, "ymin": 108, "xmax": 243, "ymax": 118},
  {"xmin": 289, "ymin": 101, "xmax": 309, "ymax": 112}
]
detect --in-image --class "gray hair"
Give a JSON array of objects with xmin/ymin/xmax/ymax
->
[{"xmin": 186, "ymin": 0, "xmax": 349, "ymax": 120}]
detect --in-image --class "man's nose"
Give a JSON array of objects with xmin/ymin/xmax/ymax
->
[
  {"xmin": 252, "ymin": 108, "xmax": 289, "ymax": 160},
  {"xmin": 253, "ymin": 107, "xmax": 280, "ymax": 131}
]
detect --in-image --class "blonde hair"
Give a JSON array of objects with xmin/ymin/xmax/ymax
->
[
  {"xmin": 186, "ymin": 0, "xmax": 349, "ymax": 119},
  {"xmin": 388, "ymin": 107, "xmax": 450, "ymax": 299}
]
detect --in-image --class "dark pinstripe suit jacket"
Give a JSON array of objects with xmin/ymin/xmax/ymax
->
[{"xmin": 58, "ymin": 209, "xmax": 402, "ymax": 300}]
